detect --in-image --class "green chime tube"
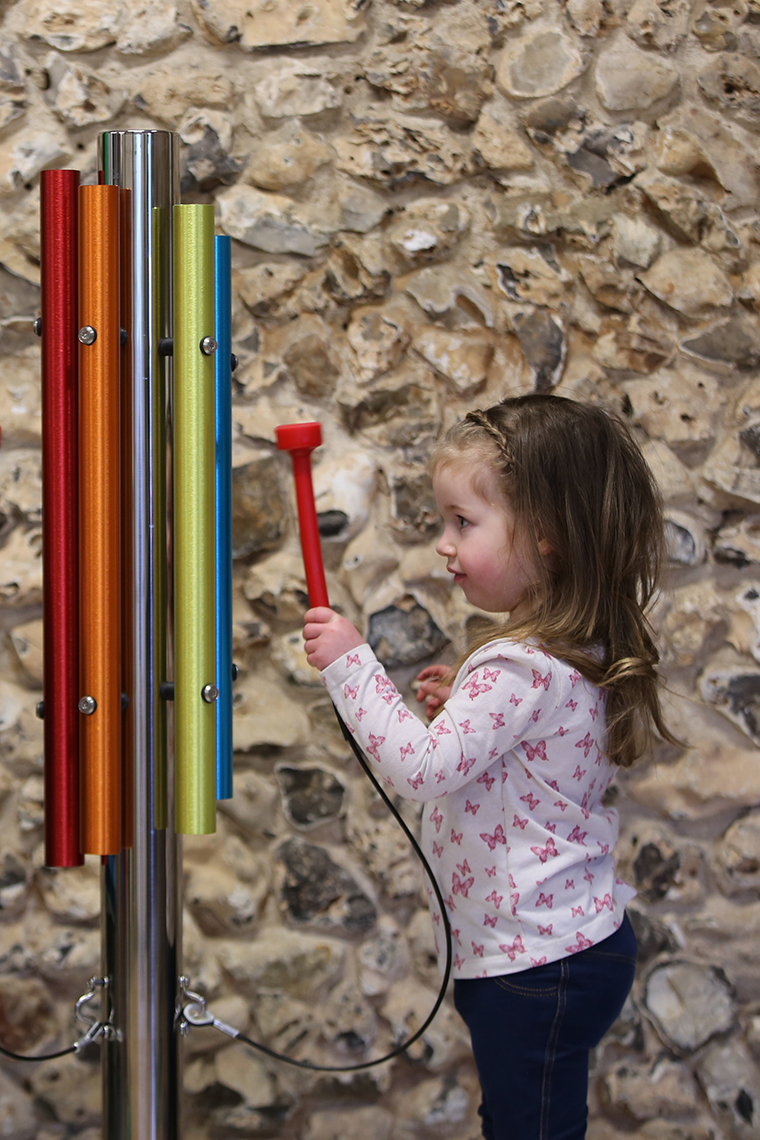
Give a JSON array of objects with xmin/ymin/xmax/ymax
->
[{"xmin": 173, "ymin": 203, "xmax": 217, "ymax": 834}]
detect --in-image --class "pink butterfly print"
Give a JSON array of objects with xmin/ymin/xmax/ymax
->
[
  {"xmin": 356, "ymin": 708, "xmax": 367, "ymax": 720},
  {"xmin": 375, "ymin": 674, "xmax": 395, "ymax": 695},
  {"xmin": 584, "ymin": 868, "xmax": 595, "ymax": 884},
  {"xmin": 576, "ymin": 733, "xmax": 594, "ymax": 758},
  {"xmin": 557, "ymin": 725, "xmax": 569, "ymax": 736},
  {"xmin": 565, "ymin": 698, "xmax": 577, "ymax": 711},
  {"xmin": 456, "ymin": 859, "xmax": 472, "ymax": 876},
  {"xmin": 472, "ymin": 943, "xmax": 485, "ymax": 957},
  {"xmin": 531, "ymin": 956, "xmax": 547, "ymax": 967},
  {"xmin": 434, "ymin": 721, "xmax": 451, "ymax": 736},
  {"xmin": 566, "ymin": 932, "xmax": 593, "ymax": 954},
  {"xmin": 499, "ymin": 935, "xmax": 525, "ymax": 961},
  {"xmin": 366, "ymin": 733, "xmax": 386, "ymax": 761},
  {"xmin": 573, "ymin": 765, "xmax": 586, "ymax": 781},
  {"xmin": 568, "ymin": 825, "xmax": 588, "ymax": 845},
  {"xmin": 451, "ymin": 927, "xmax": 461, "ymax": 943},
  {"xmin": 483, "ymin": 667, "xmax": 501, "ymax": 682},
  {"xmin": 457, "ymin": 756, "xmax": 476, "ymax": 776},
  {"xmin": 397, "ymin": 708, "xmax": 413, "ymax": 722},
  {"xmin": 488, "ymin": 748, "xmax": 500, "ymax": 763},
  {"xmin": 510, "ymin": 892, "xmax": 519, "ymax": 916},
  {"xmin": 501, "ymin": 769, "xmax": 509, "ymax": 783},
  {"xmin": 490, "ymin": 712, "xmax": 505, "ymax": 729},
  {"xmin": 589, "ymin": 705, "xmax": 599, "ymax": 721},
  {"xmin": 433, "ymin": 842, "xmax": 443, "ymax": 858},
  {"xmin": 399, "ymin": 743, "xmax": 414, "ymax": 762},
  {"xmin": 513, "ymin": 815, "xmax": 528, "ymax": 830},
  {"xmin": 344, "ymin": 683, "xmax": 359, "ymax": 700},
  {"xmin": 522, "ymin": 740, "xmax": 548, "ymax": 762},
  {"xmin": 485, "ymin": 866, "xmax": 497, "ymax": 878},
  {"xmin": 531, "ymin": 837, "xmax": 558, "ymax": 864},
  {"xmin": 484, "ymin": 914, "xmax": 497, "ymax": 928},
  {"xmin": 537, "ymin": 923, "xmax": 553, "ymax": 936},
  {"xmin": 509, "ymin": 873, "xmax": 517, "ymax": 889},
  {"xmin": 565, "ymin": 879, "xmax": 575, "ymax": 890},
  {"xmin": 480, "ymin": 824, "xmax": 507, "ymax": 850},
  {"xmin": 459, "ymin": 719, "xmax": 476, "ymax": 734},
  {"xmin": 462, "ymin": 674, "xmax": 493, "ymax": 700},
  {"xmin": 486, "ymin": 890, "xmax": 503, "ymax": 909},
  {"xmin": 435, "ymin": 770, "xmax": 446, "ymax": 783},
  {"xmin": 407, "ymin": 773, "xmax": 424, "ymax": 791},
  {"xmin": 569, "ymin": 671, "xmax": 581, "ymax": 687},
  {"xmin": 536, "ymin": 892, "xmax": 554, "ymax": 909},
  {"xmin": 532, "ymin": 669, "xmax": 552, "ymax": 691},
  {"xmin": 530, "ymin": 710, "xmax": 541, "ymax": 723},
  {"xmin": 594, "ymin": 894, "xmax": 613, "ymax": 913},
  {"xmin": 597, "ymin": 842, "xmax": 610, "ymax": 856},
  {"xmin": 430, "ymin": 806, "xmax": 443, "ymax": 833},
  {"xmin": 478, "ymin": 771, "xmax": 495, "ymax": 792},
  {"xmin": 546, "ymin": 779, "xmax": 560, "ymax": 792},
  {"xmin": 509, "ymin": 693, "xmax": 523, "ymax": 706},
  {"xmin": 545, "ymin": 822, "xmax": 557, "ymax": 834},
  {"xmin": 451, "ymin": 830, "xmax": 463, "ymax": 845},
  {"xmin": 346, "ymin": 653, "xmax": 361, "ymax": 667},
  {"xmin": 571, "ymin": 905, "xmax": 584, "ymax": 917},
  {"xmin": 452, "ymin": 872, "xmax": 474, "ymax": 897},
  {"xmin": 521, "ymin": 792, "xmax": 540, "ymax": 811},
  {"xmin": 454, "ymin": 954, "xmax": 465, "ymax": 970},
  {"xmin": 465, "ymin": 800, "xmax": 480, "ymax": 816}
]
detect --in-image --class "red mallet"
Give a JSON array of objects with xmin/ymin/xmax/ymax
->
[{"xmin": 276, "ymin": 422, "xmax": 329, "ymax": 608}]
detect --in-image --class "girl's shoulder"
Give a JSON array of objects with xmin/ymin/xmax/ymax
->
[{"xmin": 463, "ymin": 638, "xmax": 580, "ymax": 682}]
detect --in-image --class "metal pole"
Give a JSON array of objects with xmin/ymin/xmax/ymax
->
[{"xmin": 98, "ymin": 130, "xmax": 180, "ymax": 1140}]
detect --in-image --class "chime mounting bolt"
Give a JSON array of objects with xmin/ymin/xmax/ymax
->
[
  {"xmin": 200, "ymin": 336, "xmax": 218, "ymax": 356},
  {"xmin": 79, "ymin": 695, "xmax": 97, "ymax": 715},
  {"xmin": 35, "ymin": 700, "xmax": 44, "ymax": 720},
  {"xmin": 33, "ymin": 318, "xmax": 42, "ymax": 337},
  {"xmin": 201, "ymin": 684, "xmax": 219, "ymax": 703},
  {"xmin": 78, "ymin": 326, "xmax": 97, "ymax": 346}
]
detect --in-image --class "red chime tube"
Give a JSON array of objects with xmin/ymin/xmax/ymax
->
[
  {"xmin": 40, "ymin": 170, "xmax": 83, "ymax": 868},
  {"xmin": 275, "ymin": 422, "xmax": 329, "ymax": 607}
]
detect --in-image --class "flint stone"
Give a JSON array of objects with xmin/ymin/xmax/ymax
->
[
  {"xmin": 381, "ymin": 978, "xmax": 469, "ymax": 1066},
  {"xmin": 602, "ymin": 1058, "xmax": 699, "ymax": 1122},
  {"xmin": 282, "ymin": 332, "xmax": 339, "ymax": 400},
  {"xmin": 305, "ymin": 1105, "xmax": 393, "ymax": 1140},
  {"xmin": 0, "ymin": 133, "xmax": 70, "ymax": 196},
  {"xmin": 682, "ymin": 314, "xmax": 760, "ymax": 370},
  {"xmin": 12, "ymin": 0, "xmax": 121, "ymax": 50},
  {"xmin": 278, "ymin": 837, "xmax": 377, "ymax": 932},
  {"xmin": 389, "ymin": 471, "xmax": 439, "ymax": 539},
  {"xmin": 0, "ymin": 974, "xmax": 57, "ymax": 1052},
  {"xmin": 695, "ymin": 1040, "xmax": 760, "ymax": 1137},
  {"xmin": 339, "ymin": 183, "xmax": 389, "ymax": 233},
  {"xmin": 38, "ymin": 863, "xmax": 100, "ymax": 924},
  {"xmin": 592, "ymin": 326, "xmax": 671, "ymax": 374},
  {"xmin": 701, "ymin": 670, "xmax": 760, "ymax": 746},
  {"xmin": 693, "ymin": 2, "xmax": 746, "ymax": 50},
  {"xmin": 313, "ymin": 448, "xmax": 377, "ymax": 540},
  {"xmin": 716, "ymin": 812, "xmax": 760, "ymax": 895},
  {"xmin": 0, "ymin": 362, "xmax": 41, "ymax": 446},
  {"xmin": 216, "ymin": 184, "xmax": 331, "ymax": 257},
  {"xmin": 341, "ymin": 525, "xmax": 401, "ymax": 604},
  {"xmin": 633, "ymin": 838, "xmax": 680, "ymax": 902},
  {"xmin": 216, "ymin": 925, "xmax": 344, "ymax": 999},
  {"xmin": 45, "ymin": 55, "xmax": 125, "ymax": 129},
  {"xmin": 232, "ymin": 457, "xmax": 287, "ymax": 559},
  {"xmin": 698, "ymin": 53, "xmax": 760, "ymax": 126},
  {"xmin": 610, "ymin": 212, "xmax": 662, "ymax": 269},
  {"xmin": 595, "ymin": 38, "xmax": 679, "ymax": 110},
  {"xmin": 245, "ymin": 122, "xmax": 330, "ymax": 192},
  {"xmin": 325, "ymin": 240, "xmax": 391, "ymax": 305},
  {"xmin": 333, "ymin": 115, "xmax": 472, "ymax": 188},
  {"xmin": 473, "ymin": 104, "xmax": 535, "ymax": 172},
  {"xmin": 28, "ymin": 1053, "xmax": 102, "ymax": 1127},
  {"xmin": 0, "ymin": 526, "xmax": 42, "ymax": 605},
  {"xmin": 493, "ymin": 247, "xmax": 566, "ymax": 307},
  {"xmin": 271, "ymin": 630, "xmax": 324, "ymax": 687},
  {"xmin": 346, "ymin": 306, "xmax": 409, "ymax": 383},
  {"xmin": 496, "ymin": 27, "xmax": 585, "ymax": 98},
  {"xmin": 359, "ymin": 917, "xmax": 409, "ymax": 996},
  {"xmin": 233, "ymin": 674, "xmax": 311, "ymax": 752},
  {"xmin": 387, "ymin": 199, "xmax": 470, "ymax": 264},
  {"xmin": 405, "ymin": 267, "xmax": 494, "ymax": 325},
  {"xmin": 414, "ymin": 327, "xmax": 495, "ymax": 396},
  {"xmin": 116, "ymin": 0, "xmax": 189, "ymax": 54},
  {"xmin": 321, "ymin": 978, "xmax": 378, "ymax": 1052},
  {"xmin": 243, "ymin": 551, "xmax": 314, "ymax": 620},
  {"xmin": 234, "ymin": 262, "xmax": 308, "ymax": 319},
  {"xmin": 180, "ymin": 113, "xmax": 246, "ymax": 192},
  {"xmin": 347, "ymin": 788, "xmax": 421, "ymax": 898},
  {"xmin": 0, "ymin": 1066, "xmax": 36, "ymax": 1134},
  {"xmin": 215, "ymin": 1046, "xmax": 277, "ymax": 1107},
  {"xmin": 664, "ymin": 511, "xmax": 707, "ymax": 566},
  {"xmin": 644, "ymin": 961, "xmax": 735, "ymax": 1052},
  {"xmin": 252, "ymin": 62, "xmax": 343, "ymax": 119},
  {"xmin": 714, "ymin": 515, "xmax": 760, "ymax": 566},
  {"xmin": 655, "ymin": 106, "xmax": 760, "ymax": 205},
  {"xmin": 0, "ymin": 851, "xmax": 27, "ymax": 914},
  {"xmin": 577, "ymin": 257, "xmax": 637, "ymax": 313},
  {"xmin": 368, "ymin": 597, "xmax": 448, "ymax": 668},
  {"xmin": 191, "ymin": 0, "xmax": 369, "ymax": 48},
  {"xmin": 184, "ymin": 859, "xmax": 267, "ymax": 936},
  {"xmin": 276, "ymin": 766, "xmax": 345, "ymax": 827},
  {"xmin": 626, "ymin": 0, "xmax": 692, "ymax": 50},
  {"xmin": 513, "ymin": 309, "xmax": 565, "ymax": 391},
  {"xmin": 394, "ymin": 1076, "xmax": 471, "ymax": 1127},
  {"xmin": 565, "ymin": 0, "xmax": 604, "ymax": 36},
  {"xmin": 339, "ymin": 359, "xmax": 440, "ymax": 447},
  {"xmin": 132, "ymin": 64, "xmax": 235, "ymax": 125},
  {"xmin": 623, "ymin": 369, "xmax": 720, "ymax": 452}
]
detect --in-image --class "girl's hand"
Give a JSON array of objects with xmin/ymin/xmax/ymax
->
[
  {"xmin": 415, "ymin": 663, "xmax": 455, "ymax": 719},
  {"xmin": 303, "ymin": 607, "xmax": 364, "ymax": 671}
]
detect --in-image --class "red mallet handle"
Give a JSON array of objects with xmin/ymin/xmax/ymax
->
[{"xmin": 276, "ymin": 422, "xmax": 330, "ymax": 608}]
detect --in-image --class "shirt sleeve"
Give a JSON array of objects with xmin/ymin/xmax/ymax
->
[{"xmin": 320, "ymin": 641, "xmax": 564, "ymax": 802}]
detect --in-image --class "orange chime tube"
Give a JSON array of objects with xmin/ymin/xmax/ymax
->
[{"xmin": 78, "ymin": 184, "xmax": 122, "ymax": 856}]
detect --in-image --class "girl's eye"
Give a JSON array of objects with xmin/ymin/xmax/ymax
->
[{"xmin": 457, "ymin": 516, "xmax": 469, "ymax": 530}]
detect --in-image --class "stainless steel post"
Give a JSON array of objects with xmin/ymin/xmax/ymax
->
[{"xmin": 98, "ymin": 130, "xmax": 180, "ymax": 1140}]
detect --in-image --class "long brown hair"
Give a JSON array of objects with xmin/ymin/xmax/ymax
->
[{"xmin": 432, "ymin": 394, "xmax": 677, "ymax": 768}]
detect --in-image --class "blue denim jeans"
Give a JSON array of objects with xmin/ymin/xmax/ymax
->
[{"xmin": 453, "ymin": 914, "xmax": 637, "ymax": 1140}]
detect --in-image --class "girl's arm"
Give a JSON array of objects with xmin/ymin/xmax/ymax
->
[
  {"xmin": 303, "ymin": 607, "xmax": 364, "ymax": 670},
  {"xmin": 415, "ymin": 664, "xmax": 455, "ymax": 719}
]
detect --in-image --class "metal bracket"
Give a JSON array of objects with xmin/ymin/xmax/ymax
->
[
  {"xmin": 74, "ymin": 975, "xmax": 116, "ymax": 1049},
  {"xmin": 176, "ymin": 976, "xmax": 239, "ymax": 1041}
]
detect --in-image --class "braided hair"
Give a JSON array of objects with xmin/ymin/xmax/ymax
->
[{"xmin": 430, "ymin": 394, "xmax": 677, "ymax": 768}]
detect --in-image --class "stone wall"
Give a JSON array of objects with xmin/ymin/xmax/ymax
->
[{"xmin": 0, "ymin": 0, "xmax": 759, "ymax": 1135}]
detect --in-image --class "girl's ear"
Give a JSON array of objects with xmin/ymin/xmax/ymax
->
[{"xmin": 537, "ymin": 536, "xmax": 553, "ymax": 558}]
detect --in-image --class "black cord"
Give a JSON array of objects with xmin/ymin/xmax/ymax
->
[
  {"xmin": 0, "ymin": 1041, "xmax": 77, "ymax": 1063},
  {"xmin": 227, "ymin": 708, "xmax": 453, "ymax": 1072}
]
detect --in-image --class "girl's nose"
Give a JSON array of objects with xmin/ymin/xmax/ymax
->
[{"xmin": 436, "ymin": 531, "xmax": 455, "ymax": 557}]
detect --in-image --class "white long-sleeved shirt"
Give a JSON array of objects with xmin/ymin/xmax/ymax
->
[{"xmin": 322, "ymin": 639, "xmax": 635, "ymax": 979}]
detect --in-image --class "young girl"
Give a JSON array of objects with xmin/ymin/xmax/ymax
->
[{"xmin": 303, "ymin": 394, "xmax": 674, "ymax": 1140}]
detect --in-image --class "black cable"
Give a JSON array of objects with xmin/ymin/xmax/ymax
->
[
  {"xmin": 0, "ymin": 1041, "xmax": 77, "ymax": 1063},
  {"xmin": 225, "ymin": 709, "xmax": 453, "ymax": 1072}
]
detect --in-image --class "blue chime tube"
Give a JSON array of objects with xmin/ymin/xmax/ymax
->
[{"xmin": 214, "ymin": 235, "xmax": 233, "ymax": 800}]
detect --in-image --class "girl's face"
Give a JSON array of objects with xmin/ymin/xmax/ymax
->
[{"xmin": 433, "ymin": 461, "xmax": 542, "ymax": 617}]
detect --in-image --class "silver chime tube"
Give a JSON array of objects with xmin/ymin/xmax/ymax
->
[{"xmin": 98, "ymin": 129, "xmax": 181, "ymax": 1140}]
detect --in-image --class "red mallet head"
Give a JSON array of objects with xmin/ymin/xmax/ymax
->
[{"xmin": 276, "ymin": 422, "xmax": 329, "ymax": 608}]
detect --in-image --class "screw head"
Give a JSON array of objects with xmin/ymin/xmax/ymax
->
[
  {"xmin": 78, "ymin": 326, "xmax": 97, "ymax": 346},
  {"xmin": 79, "ymin": 695, "xmax": 97, "ymax": 715},
  {"xmin": 201, "ymin": 684, "xmax": 219, "ymax": 703},
  {"xmin": 200, "ymin": 336, "xmax": 218, "ymax": 356},
  {"xmin": 33, "ymin": 317, "xmax": 42, "ymax": 337},
  {"xmin": 35, "ymin": 700, "xmax": 45, "ymax": 720}
]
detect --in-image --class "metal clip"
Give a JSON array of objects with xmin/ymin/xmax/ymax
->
[
  {"xmin": 177, "ymin": 976, "xmax": 239, "ymax": 1040},
  {"xmin": 74, "ymin": 975, "xmax": 113, "ymax": 1050}
]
